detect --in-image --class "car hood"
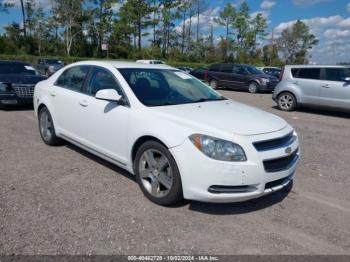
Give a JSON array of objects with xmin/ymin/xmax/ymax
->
[
  {"xmin": 0, "ymin": 74, "xmax": 47, "ymax": 85},
  {"xmin": 150, "ymin": 100, "xmax": 287, "ymax": 136}
]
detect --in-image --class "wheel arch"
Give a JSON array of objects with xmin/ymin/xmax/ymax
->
[{"xmin": 131, "ymin": 135, "xmax": 169, "ymax": 166}]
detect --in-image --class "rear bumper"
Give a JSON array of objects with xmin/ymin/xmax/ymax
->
[{"xmin": 260, "ymin": 82, "xmax": 278, "ymax": 91}]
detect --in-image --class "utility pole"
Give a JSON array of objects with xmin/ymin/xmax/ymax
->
[
  {"xmin": 270, "ymin": 29, "xmax": 274, "ymax": 66},
  {"xmin": 20, "ymin": 0, "xmax": 26, "ymax": 38}
]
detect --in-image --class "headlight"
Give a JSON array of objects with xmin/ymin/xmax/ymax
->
[
  {"xmin": 189, "ymin": 134, "xmax": 247, "ymax": 162},
  {"xmin": 0, "ymin": 82, "xmax": 7, "ymax": 92},
  {"xmin": 48, "ymin": 66, "xmax": 55, "ymax": 72},
  {"xmin": 261, "ymin": 78, "xmax": 269, "ymax": 84}
]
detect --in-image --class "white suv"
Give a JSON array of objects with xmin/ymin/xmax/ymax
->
[
  {"xmin": 34, "ymin": 61, "xmax": 299, "ymax": 205},
  {"xmin": 273, "ymin": 65, "xmax": 350, "ymax": 111}
]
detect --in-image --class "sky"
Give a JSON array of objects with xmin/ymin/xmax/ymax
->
[{"xmin": 0, "ymin": 0, "xmax": 350, "ymax": 64}]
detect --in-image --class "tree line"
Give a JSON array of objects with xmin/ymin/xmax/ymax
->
[{"xmin": 0, "ymin": 0, "xmax": 319, "ymax": 66}]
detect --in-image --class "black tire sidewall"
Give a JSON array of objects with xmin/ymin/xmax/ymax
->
[
  {"xmin": 210, "ymin": 79, "xmax": 218, "ymax": 89},
  {"xmin": 134, "ymin": 141, "xmax": 183, "ymax": 206},
  {"xmin": 248, "ymin": 82, "xmax": 259, "ymax": 93},
  {"xmin": 277, "ymin": 92, "xmax": 297, "ymax": 111},
  {"xmin": 38, "ymin": 107, "xmax": 61, "ymax": 146}
]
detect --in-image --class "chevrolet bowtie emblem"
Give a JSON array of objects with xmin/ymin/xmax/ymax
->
[{"xmin": 285, "ymin": 147, "xmax": 292, "ymax": 154}]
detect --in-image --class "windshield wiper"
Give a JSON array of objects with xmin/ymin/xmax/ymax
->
[{"xmin": 193, "ymin": 97, "xmax": 227, "ymax": 103}]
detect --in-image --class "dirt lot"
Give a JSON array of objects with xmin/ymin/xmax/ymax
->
[{"xmin": 0, "ymin": 90, "xmax": 349, "ymax": 255}]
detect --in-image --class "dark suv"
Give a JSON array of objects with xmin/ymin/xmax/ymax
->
[
  {"xmin": 0, "ymin": 61, "xmax": 47, "ymax": 107},
  {"xmin": 206, "ymin": 63, "xmax": 278, "ymax": 93}
]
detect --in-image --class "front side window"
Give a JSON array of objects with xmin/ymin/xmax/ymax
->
[
  {"xmin": 87, "ymin": 67, "xmax": 123, "ymax": 96},
  {"xmin": 324, "ymin": 68, "xmax": 350, "ymax": 82},
  {"xmin": 55, "ymin": 66, "xmax": 90, "ymax": 92},
  {"xmin": 220, "ymin": 64, "xmax": 233, "ymax": 73},
  {"xmin": 118, "ymin": 69, "xmax": 225, "ymax": 107},
  {"xmin": 209, "ymin": 64, "xmax": 221, "ymax": 72},
  {"xmin": 233, "ymin": 65, "xmax": 246, "ymax": 75},
  {"xmin": 293, "ymin": 68, "xmax": 321, "ymax": 80}
]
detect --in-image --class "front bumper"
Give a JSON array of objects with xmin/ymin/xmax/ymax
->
[
  {"xmin": 260, "ymin": 81, "xmax": 278, "ymax": 91},
  {"xmin": 170, "ymin": 126, "xmax": 299, "ymax": 203},
  {"xmin": 0, "ymin": 92, "xmax": 33, "ymax": 105}
]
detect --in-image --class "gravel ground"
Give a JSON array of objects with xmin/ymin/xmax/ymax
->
[{"xmin": 0, "ymin": 90, "xmax": 349, "ymax": 255}]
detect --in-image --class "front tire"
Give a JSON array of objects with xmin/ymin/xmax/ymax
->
[
  {"xmin": 277, "ymin": 92, "xmax": 297, "ymax": 111},
  {"xmin": 134, "ymin": 141, "xmax": 183, "ymax": 206},
  {"xmin": 248, "ymin": 82, "xmax": 259, "ymax": 94},
  {"xmin": 38, "ymin": 107, "xmax": 62, "ymax": 146},
  {"xmin": 210, "ymin": 79, "xmax": 219, "ymax": 89}
]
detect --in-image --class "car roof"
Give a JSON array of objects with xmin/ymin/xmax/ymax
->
[
  {"xmin": 69, "ymin": 60, "xmax": 174, "ymax": 69},
  {"xmin": 285, "ymin": 65, "xmax": 347, "ymax": 68},
  {"xmin": 0, "ymin": 60, "xmax": 29, "ymax": 65}
]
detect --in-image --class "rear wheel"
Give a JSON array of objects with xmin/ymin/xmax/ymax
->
[
  {"xmin": 277, "ymin": 92, "xmax": 297, "ymax": 111},
  {"xmin": 38, "ymin": 107, "xmax": 62, "ymax": 145},
  {"xmin": 248, "ymin": 82, "xmax": 259, "ymax": 94},
  {"xmin": 134, "ymin": 141, "xmax": 183, "ymax": 206},
  {"xmin": 210, "ymin": 79, "xmax": 219, "ymax": 89}
]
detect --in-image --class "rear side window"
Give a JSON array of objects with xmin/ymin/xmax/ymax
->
[
  {"xmin": 209, "ymin": 64, "xmax": 221, "ymax": 72},
  {"xmin": 220, "ymin": 64, "xmax": 233, "ymax": 73},
  {"xmin": 55, "ymin": 66, "xmax": 90, "ymax": 92},
  {"xmin": 324, "ymin": 68, "xmax": 350, "ymax": 82},
  {"xmin": 292, "ymin": 68, "xmax": 321, "ymax": 80}
]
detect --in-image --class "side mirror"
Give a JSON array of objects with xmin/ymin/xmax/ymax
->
[{"xmin": 95, "ymin": 89, "xmax": 122, "ymax": 102}]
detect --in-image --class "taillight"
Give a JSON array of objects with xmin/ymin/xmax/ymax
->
[
  {"xmin": 204, "ymin": 70, "xmax": 208, "ymax": 81},
  {"xmin": 279, "ymin": 67, "xmax": 284, "ymax": 82}
]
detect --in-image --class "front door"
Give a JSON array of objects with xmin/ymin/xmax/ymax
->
[{"xmin": 77, "ymin": 66, "xmax": 131, "ymax": 165}]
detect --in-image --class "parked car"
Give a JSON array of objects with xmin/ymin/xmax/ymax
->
[
  {"xmin": 34, "ymin": 61, "xmax": 299, "ymax": 205},
  {"xmin": 177, "ymin": 66, "xmax": 193, "ymax": 73},
  {"xmin": 189, "ymin": 67, "xmax": 207, "ymax": 81},
  {"xmin": 36, "ymin": 58, "xmax": 64, "ymax": 76},
  {"xmin": 136, "ymin": 59, "xmax": 165, "ymax": 65},
  {"xmin": 258, "ymin": 67, "xmax": 281, "ymax": 78},
  {"xmin": 273, "ymin": 65, "xmax": 350, "ymax": 111},
  {"xmin": 206, "ymin": 63, "xmax": 279, "ymax": 93},
  {"xmin": 0, "ymin": 60, "xmax": 47, "ymax": 107}
]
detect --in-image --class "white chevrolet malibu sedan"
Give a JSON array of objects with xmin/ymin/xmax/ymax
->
[{"xmin": 34, "ymin": 61, "xmax": 300, "ymax": 206}]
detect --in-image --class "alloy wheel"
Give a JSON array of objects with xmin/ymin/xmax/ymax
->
[
  {"xmin": 279, "ymin": 94, "xmax": 294, "ymax": 110},
  {"xmin": 138, "ymin": 149, "xmax": 173, "ymax": 198},
  {"xmin": 39, "ymin": 110, "xmax": 52, "ymax": 142}
]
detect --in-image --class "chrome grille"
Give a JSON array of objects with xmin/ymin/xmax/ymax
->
[{"xmin": 12, "ymin": 84, "xmax": 35, "ymax": 98}]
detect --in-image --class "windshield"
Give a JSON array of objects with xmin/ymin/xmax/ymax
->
[
  {"xmin": 118, "ymin": 68, "xmax": 226, "ymax": 106},
  {"xmin": 46, "ymin": 59, "xmax": 61, "ymax": 64},
  {"xmin": 0, "ymin": 63, "xmax": 38, "ymax": 76},
  {"xmin": 246, "ymin": 66, "xmax": 263, "ymax": 75}
]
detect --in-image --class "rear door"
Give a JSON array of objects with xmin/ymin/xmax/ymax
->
[
  {"xmin": 232, "ymin": 65, "xmax": 248, "ymax": 88},
  {"xmin": 219, "ymin": 64, "xmax": 235, "ymax": 87},
  {"xmin": 291, "ymin": 68, "xmax": 321, "ymax": 105},
  {"xmin": 319, "ymin": 67, "xmax": 350, "ymax": 109},
  {"xmin": 52, "ymin": 65, "xmax": 91, "ymax": 141}
]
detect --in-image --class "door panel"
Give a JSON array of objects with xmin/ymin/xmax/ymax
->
[
  {"xmin": 76, "ymin": 67, "xmax": 130, "ymax": 164},
  {"xmin": 320, "ymin": 68, "xmax": 350, "ymax": 109},
  {"xmin": 293, "ymin": 68, "xmax": 321, "ymax": 105},
  {"xmin": 53, "ymin": 66, "xmax": 90, "ymax": 141}
]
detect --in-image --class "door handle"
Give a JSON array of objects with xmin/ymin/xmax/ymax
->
[
  {"xmin": 50, "ymin": 91, "xmax": 56, "ymax": 97},
  {"xmin": 322, "ymin": 84, "xmax": 330, "ymax": 88},
  {"xmin": 79, "ymin": 99, "xmax": 88, "ymax": 107}
]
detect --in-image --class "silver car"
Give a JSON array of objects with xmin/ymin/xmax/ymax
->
[{"xmin": 273, "ymin": 65, "xmax": 350, "ymax": 111}]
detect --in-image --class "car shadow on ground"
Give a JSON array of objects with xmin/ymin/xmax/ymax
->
[
  {"xmin": 272, "ymin": 105, "xmax": 350, "ymax": 119},
  {"xmin": 0, "ymin": 104, "xmax": 34, "ymax": 111},
  {"xmin": 65, "ymin": 142, "xmax": 136, "ymax": 182},
  {"xmin": 187, "ymin": 182, "xmax": 293, "ymax": 215},
  {"xmin": 65, "ymin": 141, "xmax": 293, "ymax": 213}
]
